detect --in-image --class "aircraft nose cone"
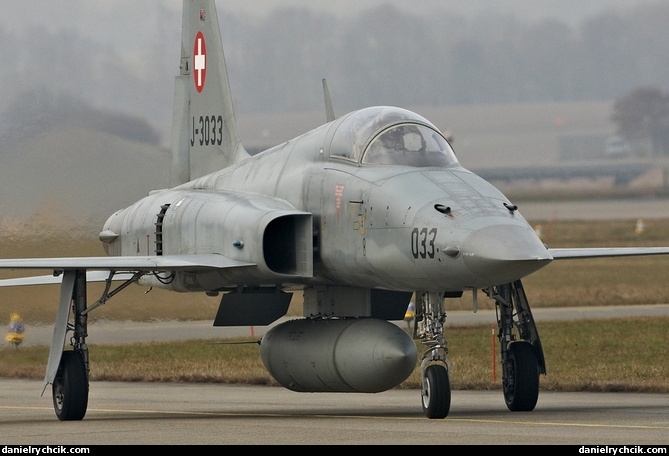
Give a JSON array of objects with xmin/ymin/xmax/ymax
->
[{"xmin": 462, "ymin": 223, "xmax": 552, "ymax": 286}]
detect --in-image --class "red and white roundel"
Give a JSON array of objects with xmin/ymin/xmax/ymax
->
[{"xmin": 193, "ymin": 31, "xmax": 206, "ymax": 93}]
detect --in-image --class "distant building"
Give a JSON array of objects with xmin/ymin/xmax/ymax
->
[
  {"xmin": 558, "ymin": 133, "xmax": 632, "ymax": 160},
  {"xmin": 604, "ymin": 136, "xmax": 632, "ymax": 158}
]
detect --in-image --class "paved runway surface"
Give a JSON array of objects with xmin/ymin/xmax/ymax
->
[{"xmin": 1, "ymin": 379, "xmax": 668, "ymax": 445}]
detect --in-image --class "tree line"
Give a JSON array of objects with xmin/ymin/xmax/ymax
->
[{"xmin": 223, "ymin": 2, "xmax": 669, "ymax": 114}]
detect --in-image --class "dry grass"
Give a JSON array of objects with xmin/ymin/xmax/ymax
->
[{"xmin": 1, "ymin": 317, "xmax": 666, "ymax": 393}]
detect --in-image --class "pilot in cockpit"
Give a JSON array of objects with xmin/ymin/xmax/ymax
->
[
  {"xmin": 363, "ymin": 122, "xmax": 456, "ymax": 167},
  {"xmin": 382, "ymin": 126, "xmax": 406, "ymax": 151}
]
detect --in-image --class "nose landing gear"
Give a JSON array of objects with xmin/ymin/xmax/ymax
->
[{"xmin": 414, "ymin": 291, "xmax": 451, "ymax": 419}]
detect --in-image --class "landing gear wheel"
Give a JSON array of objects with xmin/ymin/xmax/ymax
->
[
  {"xmin": 504, "ymin": 342, "xmax": 539, "ymax": 412},
  {"xmin": 421, "ymin": 364, "xmax": 451, "ymax": 419},
  {"xmin": 52, "ymin": 351, "xmax": 89, "ymax": 421}
]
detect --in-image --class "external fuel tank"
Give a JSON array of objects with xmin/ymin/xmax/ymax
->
[{"xmin": 260, "ymin": 318, "xmax": 417, "ymax": 393}]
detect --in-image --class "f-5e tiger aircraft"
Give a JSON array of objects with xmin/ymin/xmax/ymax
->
[{"xmin": 2, "ymin": 0, "xmax": 669, "ymax": 421}]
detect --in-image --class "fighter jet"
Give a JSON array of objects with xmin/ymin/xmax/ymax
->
[{"xmin": 2, "ymin": 0, "xmax": 669, "ymax": 421}]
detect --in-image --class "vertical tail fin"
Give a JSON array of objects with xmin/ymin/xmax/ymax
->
[{"xmin": 170, "ymin": 0, "xmax": 250, "ymax": 186}]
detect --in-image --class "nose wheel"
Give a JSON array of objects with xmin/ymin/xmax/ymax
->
[
  {"xmin": 421, "ymin": 363, "xmax": 451, "ymax": 419},
  {"xmin": 415, "ymin": 291, "xmax": 451, "ymax": 419}
]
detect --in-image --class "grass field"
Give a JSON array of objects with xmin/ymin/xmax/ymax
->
[{"xmin": 1, "ymin": 317, "xmax": 666, "ymax": 393}]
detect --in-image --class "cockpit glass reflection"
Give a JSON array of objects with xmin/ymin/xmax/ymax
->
[
  {"xmin": 328, "ymin": 106, "xmax": 458, "ymax": 167},
  {"xmin": 362, "ymin": 124, "xmax": 457, "ymax": 167}
]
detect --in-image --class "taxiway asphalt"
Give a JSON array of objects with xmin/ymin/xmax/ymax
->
[{"xmin": 1, "ymin": 379, "xmax": 668, "ymax": 445}]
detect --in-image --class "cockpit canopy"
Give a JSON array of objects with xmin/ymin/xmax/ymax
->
[{"xmin": 328, "ymin": 106, "xmax": 458, "ymax": 167}]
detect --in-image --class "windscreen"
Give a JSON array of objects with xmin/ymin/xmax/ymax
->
[
  {"xmin": 328, "ymin": 106, "xmax": 458, "ymax": 168},
  {"xmin": 362, "ymin": 123, "xmax": 458, "ymax": 167}
]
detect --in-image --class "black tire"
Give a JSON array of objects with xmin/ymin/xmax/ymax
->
[
  {"xmin": 421, "ymin": 364, "xmax": 451, "ymax": 419},
  {"xmin": 503, "ymin": 341, "xmax": 539, "ymax": 412},
  {"xmin": 52, "ymin": 351, "xmax": 89, "ymax": 421}
]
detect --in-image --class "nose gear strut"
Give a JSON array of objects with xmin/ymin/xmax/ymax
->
[{"xmin": 414, "ymin": 291, "xmax": 451, "ymax": 419}]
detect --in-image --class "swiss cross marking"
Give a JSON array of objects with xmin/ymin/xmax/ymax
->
[{"xmin": 193, "ymin": 31, "xmax": 206, "ymax": 92}]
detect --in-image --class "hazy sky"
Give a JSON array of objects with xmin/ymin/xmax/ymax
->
[
  {"xmin": 0, "ymin": 0, "xmax": 653, "ymax": 38},
  {"xmin": 0, "ymin": 0, "xmax": 660, "ymax": 145},
  {"xmin": 0, "ymin": 1, "xmax": 656, "ymax": 70},
  {"xmin": 0, "ymin": 1, "xmax": 656, "ymax": 84}
]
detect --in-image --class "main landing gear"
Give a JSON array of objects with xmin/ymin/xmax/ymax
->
[
  {"xmin": 46, "ymin": 269, "xmax": 141, "ymax": 421},
  {"xmin": 414, "ymin": 279, "xmax": 545, "ymax": 419},
  {"xmin": 489, "ymin": 280, "xmax": 545, "ymax": 412}
]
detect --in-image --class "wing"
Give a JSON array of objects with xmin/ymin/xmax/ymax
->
[
  {"xmin": 548, "ymin": 246, "xmax": 669, "ymax": 259},
  {"xmin": 0, "ymin": 254, "xmax": 255, "ymax": 286},
  {"xmin": 0, "ymin": 252, "xmax": 256, "ymax": 390}
]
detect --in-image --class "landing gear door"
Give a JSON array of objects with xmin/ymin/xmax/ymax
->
[{"xmin": 43, "ymin": 270, "xmax": 76, "ymax": 391}]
